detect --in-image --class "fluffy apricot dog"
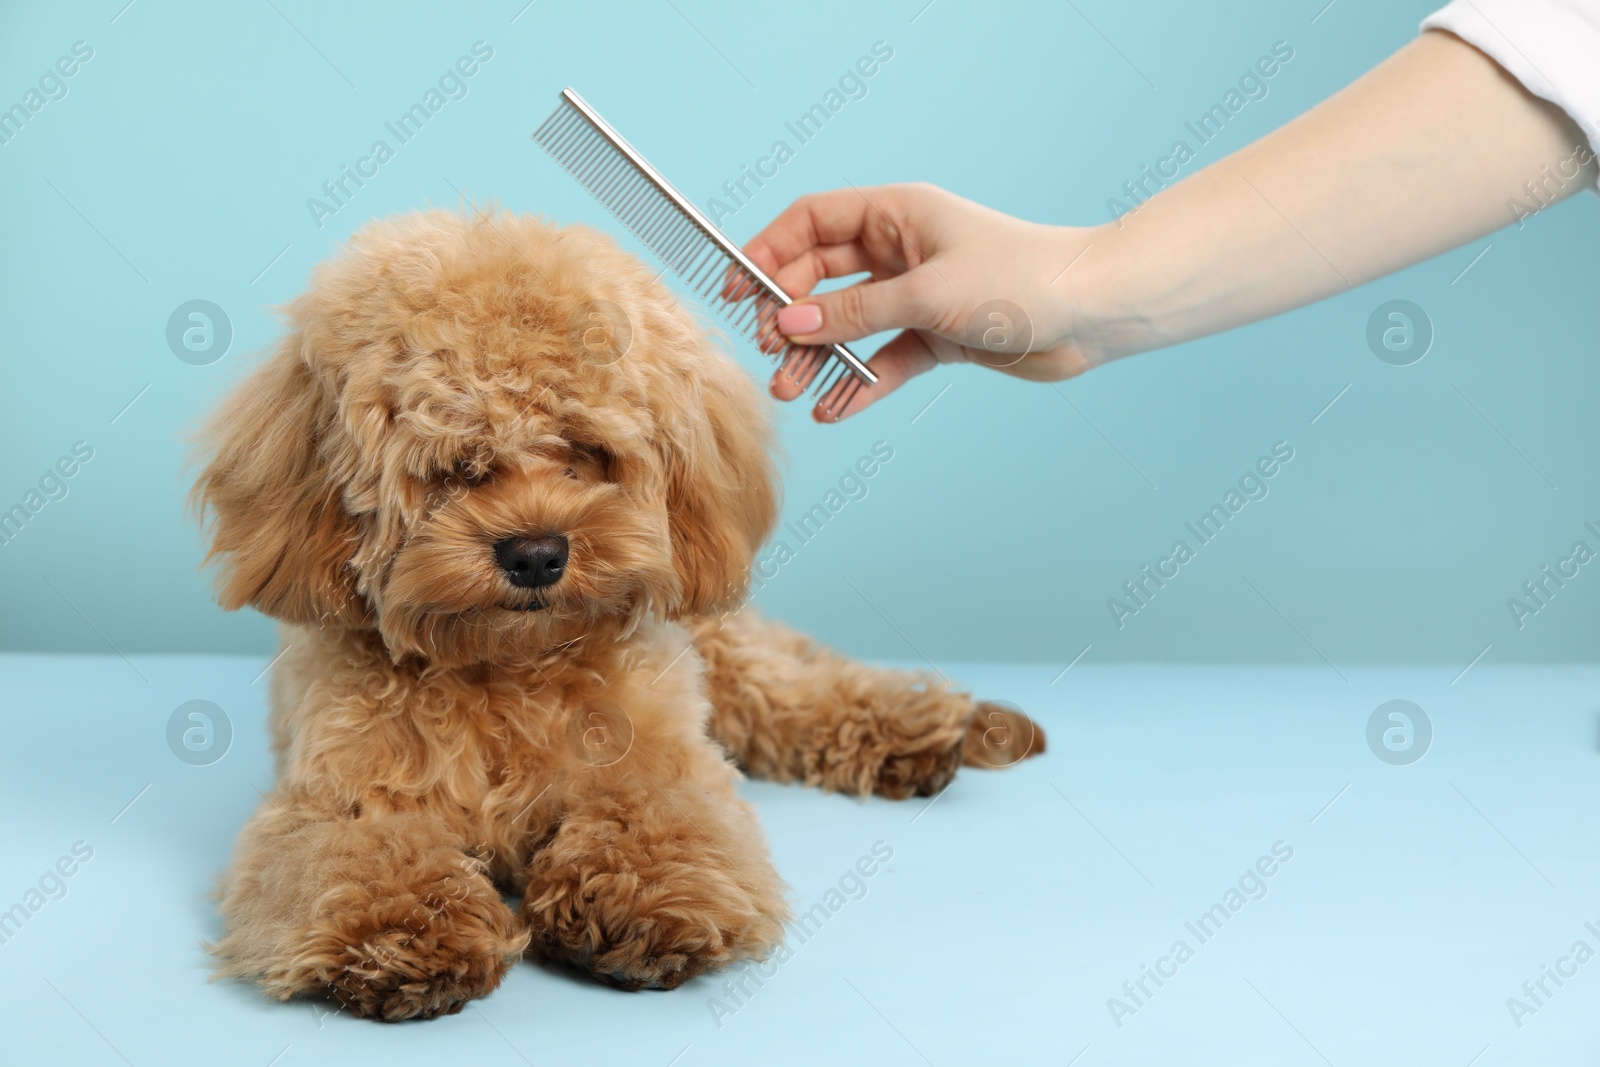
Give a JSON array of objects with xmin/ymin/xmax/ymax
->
[{"xmin": 192, "ymin": 208, "xmax": 1043, "ymax": 1021}]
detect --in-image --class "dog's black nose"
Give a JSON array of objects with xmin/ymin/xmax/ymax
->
[{"xmin": 494, "ymin": 534, "xmax": 569, "ymax": 589}]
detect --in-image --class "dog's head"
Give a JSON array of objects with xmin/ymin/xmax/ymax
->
[{"xmin": 193, "ymin": 209, "xmax": 777, "ymax": 666}]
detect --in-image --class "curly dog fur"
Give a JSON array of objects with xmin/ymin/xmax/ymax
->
[{"xmin": 192, "ymin": 208, "xmax": 1043, "ymax": 1021}]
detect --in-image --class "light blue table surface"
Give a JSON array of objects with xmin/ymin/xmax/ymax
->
[{"xmin": 2, "ymin": 653, "xmax": 1597, "ymax": 1065}]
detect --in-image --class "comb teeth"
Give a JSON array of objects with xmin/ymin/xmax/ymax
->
[{"xmin": 533, "ymin": 88, "xmax": 875, "ymax": 419}]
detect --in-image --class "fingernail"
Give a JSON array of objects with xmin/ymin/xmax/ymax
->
[{"xmin": 777, "ymin": 303, "xmax": 822, "ymax": 336}]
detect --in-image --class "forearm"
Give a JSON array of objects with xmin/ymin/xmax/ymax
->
[{"xmin": 1078, "ymin": 30, "xmax": 1597, "ymax": 359}]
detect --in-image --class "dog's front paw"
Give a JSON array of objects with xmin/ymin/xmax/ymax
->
[
  {"xmin": 536, "ymin": 907, "xmax": 761, "ymax": 992},
  {"xmin": 524, "ymin": 807, "xmax": 787, "ymax": 991},
  {"xmin": 870, "ymin": 699, "xmax": 1044, "ymax": 796},
  {"xmin": 320, "ymin": 886, "xmax": 529, "ymax": 1022},
  {"xmin": 528, "ymin": 873, "xmax": 784, "ymax": 991},
  {"xmin": 963, "ymin": 700, "xmax": 1046, "ymax": 769},
  {"xmin": 875, "ymin": 738, "xmax": 964, "ymax": 799}
]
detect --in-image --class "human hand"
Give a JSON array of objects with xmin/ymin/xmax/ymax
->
[
  {"xmin": 735, "ymin": 183, "xmax": 1105, "ymax": 421},
  {"xmin": 730, "ymin": 34, "xmax": 1599, "ymax": 425}
]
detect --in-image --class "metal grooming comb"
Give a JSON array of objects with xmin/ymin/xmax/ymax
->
[{"xmin": 533, "ymin": 88, "xmax": 876, "ymax": 417}]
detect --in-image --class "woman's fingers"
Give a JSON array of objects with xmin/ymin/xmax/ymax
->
[
  {"xmin": 796, "ymin": 329, "xmax": 934, "ymax": 422},
  {"xmin": 770, "ymin": 242, "xmax": 874, "ymax": 299},
  {"xmin": 768, "ymin": 359, "xmax": 809, "ymax": 401},
  {"xmin": 736, "ymin": 185, "xmax": 961, "ymax": 418},
  {"xmin": 772, "ymin": 266, "xmax": 938, "ymax": 346},
  {"xmin": 744, "ymin": 189, "xmax": 877, "ymax": 272},
  {"xmin": 744, "ymin": 242, "xmax": 881, "ymax": 354},
  {"xmin": 720, "ymin": 235, "xmax": 876, "ymax": 310},
  {"xmin": 724, "ymin": 196, "xmax": 877, "ymax": 303}
]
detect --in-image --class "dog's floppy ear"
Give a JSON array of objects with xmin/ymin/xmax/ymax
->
[
  {"xmin": 191, "ymin": 331, "xmax": 369, "ymax": 628},
  {"xmin": 663, "ymin": 357, "xmax": 778, "ymax": 617}
]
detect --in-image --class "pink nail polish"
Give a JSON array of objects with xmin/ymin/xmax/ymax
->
[{"xmin": 777, "ymin": 303, "xmax": 822, "ymax": 335}]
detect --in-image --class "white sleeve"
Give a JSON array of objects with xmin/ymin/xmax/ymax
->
[{"xmin": 1422, "ymin": 0, "xmax": 1600, "ymax": 166}]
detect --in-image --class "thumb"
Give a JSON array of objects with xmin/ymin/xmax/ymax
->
[{"xmin": 774, "ymin": 269, "xmax": 936, "ymax": 345}]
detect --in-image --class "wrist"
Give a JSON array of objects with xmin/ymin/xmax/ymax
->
[
  {"xmin": 1042, "ymin": 220, "xmax": 1166, "ymax": 366},
  {"xmin": 1062, "ymin": 177, "xmax": 1262, "ymax": 361}
]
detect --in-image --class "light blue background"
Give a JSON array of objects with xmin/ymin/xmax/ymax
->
[
  {"xmin": 2, "ymin": 0, "xmax": 1597, "ymax": 669},
  {"xmin": 7, "ymin": 656, "xmax": 1600, "ymax": 1064}
]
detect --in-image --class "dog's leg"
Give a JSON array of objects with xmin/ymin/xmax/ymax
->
[
  {"xmin": 521, "ymin": 714, "xmax": 789, "ymax": 991},
  {"xmin": 212, "ymin": 793, "xmax": 528, "ymax": 1022},
  {"xmin": 690, "ymin": 608, "xmax": 1045, "ymax": 798}
]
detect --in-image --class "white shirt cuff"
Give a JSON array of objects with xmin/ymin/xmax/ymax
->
[{"xmin": 1423, "ymin": 0, "xmax": 1600, "ymax": 183}]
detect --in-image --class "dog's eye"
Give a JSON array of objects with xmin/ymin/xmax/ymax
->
[
  {"xmin": 448, "ymin": 461, "xmax": 490, "ymax": 488},
  {"xmin": 567, "ymin": 442, "xmax": 613, "ymax": 481}
]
